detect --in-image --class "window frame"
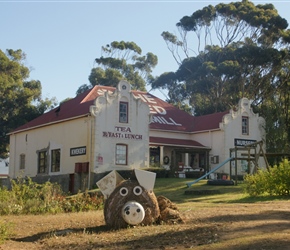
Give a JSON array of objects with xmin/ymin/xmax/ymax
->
[
  {"xmin": 19, "ymin": 154, "xmax": 25, "ymax": 170},
  {"xmin": 51, "ymin": 148, "xmax": 61, "ymax": 173},
  {"xmin": 242, "ymin": 116, "xmax": 249, "ymax": 135},
  {"xmin": 38, "ymin": 150, "xmax": 48, "ymax": 174},
  {"xmin": 119, "ymin": 101, "xmax": 128, "ymax": 123},
  {"xmin": 115, "ymin": 144, "xmax": 128, "ymax": 165}
]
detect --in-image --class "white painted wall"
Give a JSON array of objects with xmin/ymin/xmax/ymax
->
[
  {"xmin": 9, "ymin": 85, "xmax": 265, "ymax": 182},
  {"xmin": 9, "ymin": 81, "xmax": 151, "ymax": 179},
  {"xmin": 187, "ymin": 98, "xmax": 266, "ymax": 175},
  {"xmin": 91, "ymin": 81, "xmax": 150, "ymax": 173},
  {"xmin": 9, "ymin": 117, "xmax": 89, "ymax": 178},
  {"xmin": 222, "ymin": 99, "xmax": 266, "ymax": 173}
]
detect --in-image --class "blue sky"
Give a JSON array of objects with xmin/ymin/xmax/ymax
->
[{"xmin": 1, "ymin": 0, "xmax": 289, "ymax": 102}]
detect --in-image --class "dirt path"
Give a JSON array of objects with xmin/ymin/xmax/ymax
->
[{"xmin": 1, "ymin": 201, "xmax": 290, "ymax": 250}]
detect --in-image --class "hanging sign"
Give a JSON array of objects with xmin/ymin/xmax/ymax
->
[{"xmin": 234, "ymin": 139, "xmax": 256, "ymax": 147}]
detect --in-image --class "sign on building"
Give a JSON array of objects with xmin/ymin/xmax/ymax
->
[
  {"xmin": 234, "ymin": 138, "xmax": 256, "ymax": 147},
  {"xmin": 70, "ymin": 146, "xmax": 86, "ymax": 156}
]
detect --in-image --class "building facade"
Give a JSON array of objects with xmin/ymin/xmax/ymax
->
[{"xmin": 8, "ymin": 81, "xmax": 266, "ymax": 192}]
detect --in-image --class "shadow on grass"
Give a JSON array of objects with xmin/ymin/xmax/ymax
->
[
  {"xmin": 11, "ymin": 225, "xmax": 110, "ymax": 242},
  {"xmin": 10, "ymin": 177, "xmax": 290, "ymax": 250},
  {"xmin": 14, "ymin": 210, "xmax": 290, "ymax": 250}
]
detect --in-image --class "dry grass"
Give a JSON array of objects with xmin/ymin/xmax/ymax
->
[{"xmin": 1, "ymin": 178, "xmax": 290, "ymax": 250}]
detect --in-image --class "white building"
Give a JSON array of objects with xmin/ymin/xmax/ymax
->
[
  {"xmin": 0, "ymin": 157, "xmax": 9, "ymax": 178},
  {"xmin": 8, "ymin": 81, "xmax": 266, "ymax": 192}
]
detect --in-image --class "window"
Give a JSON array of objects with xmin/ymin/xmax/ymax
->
[
  {"xmin": 242, "ymin": 116, "xmax": 249, "ymax": 135},
  {"xmin": 116, "ymin": 144, "xmax": 127, "ymax": 165},
  {"xmin": 20, "ymin": 154, "xmax": 25, "ymax": 170},
  {"xmin": 51, "ymin": 149, "xmax": 61, "ymax": 172},
  {"xmin": 119, "ymin": 102, "xmax": 128, "ymax": 123},
  {"xmin": 38, "ymin": 151, "xmax": 47, "ymax": 174}
]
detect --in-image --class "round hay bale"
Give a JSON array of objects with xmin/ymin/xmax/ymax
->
[{"xmin": 104, "ymin": 180, "xmax": 160, "ymax": 229}]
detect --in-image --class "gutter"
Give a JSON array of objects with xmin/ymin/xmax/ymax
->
[
  {"xmin": 149, "ymin": 142, "xmax": 211, "ymax": 150},
  {"xmin": 149, "ymin": 128, "xmax": 221, "ymax": 134}
]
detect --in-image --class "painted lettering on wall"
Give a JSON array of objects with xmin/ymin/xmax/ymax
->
[
  {"xmin": 151, "ymin": 116, "xmax": 182, "ymax": 126},
  {"xmin": 96, "ymin": 90, "xmax": 182, "ymax": 127},
  {"xmin": 103, "ymin": 126, "xmax": 143, "ymax": 140},
  {"xmin": 133, "ymin": 93, "xmax": 182, "ymax": 126},
  {"xmin": 115, "ymin": 126, "xmax": 131, "ymax": 133},
  {"xmin": 97, "ymin": 89, "xmax": 113, "ymax": 96}
]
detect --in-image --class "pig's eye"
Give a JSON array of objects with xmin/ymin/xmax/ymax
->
[
  {"xmin": 133, "ymin": 186, "xmax": 142, "ymax": 196},
  {"xmin": 120, "ymin": 187, "xmax": 128, "ymax": 196}
]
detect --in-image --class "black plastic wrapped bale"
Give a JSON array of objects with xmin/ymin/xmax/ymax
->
[{"xmin": 207, "ymin": 179, "xmax": 234, "ymax": 186}]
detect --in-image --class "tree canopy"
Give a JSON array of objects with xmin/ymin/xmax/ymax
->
[
  {"xmin": 152, "ymin": 0, "xmax": 290, "ymax": 152},
  {"xmin": 0, "ymin": 49, "xmax": 56, "ymax": 158},
  {"xmin": 76, "ymin": 41, "xmax": 158, "ymax": 95}
]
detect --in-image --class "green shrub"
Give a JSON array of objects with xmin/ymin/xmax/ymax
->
[
  {"xmin": 9, "ymin": 177, "xmax": 64, "ymax": 214},
  {"xmin": 144, "ymin": 167, "xmax": 170, "ymax": 178},
  {"xmin": 0, "ymin": 177, "xmax": 104, "ymax": 215},
  {"xmin": 0, "ymin": 186, "xmax": 16, "ymax": 215},
  {"xmin": 0, "ymin": 220, "xmax": 13, "ymax": 244},
  {"xmin": 244, "ymin": 159, "xmax": 290, "ymax": 196},
  {"xmin": 61, "ymin": 191, "xmax": 104, "ymax": 213}
]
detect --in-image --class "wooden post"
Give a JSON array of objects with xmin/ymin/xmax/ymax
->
[
  {"xmin": 171, "ymin": 150, "xmax": 176, "ymax": 177},
  {"xmin": 235, "ymin": 147, "xmax": 238, "ymax": 186},
  {"xmin": 247, "ymin": 147, "xmax": 251, "ymax": 174},
  {"xmin": 229, "ymin": 148, "xmax": 232, "ymax": 179},
  {"xmin": 259, "ymin": 141, "xmax": 270, "ymax": 171}
]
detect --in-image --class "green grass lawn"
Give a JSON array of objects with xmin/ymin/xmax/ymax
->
[
  {"xmin": 154, "ymin": 178, "xmax": 243, "ymax": 202},
  {"xmin": 93, "ymin": 175, "xmax": 289, "ymax": 206},
  {"xmin": 154, "ymin": 177, "xmax": 289, "ymax": 204}
]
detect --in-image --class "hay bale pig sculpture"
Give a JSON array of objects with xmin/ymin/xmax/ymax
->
[{"xmin": 97, "ymin": 169, "xmax": 183, "ymax": 229}]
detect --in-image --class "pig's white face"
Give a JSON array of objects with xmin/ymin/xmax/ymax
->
[{"xmin": 122, "ymin": 201, "xmax": 145, "ymax": 225}]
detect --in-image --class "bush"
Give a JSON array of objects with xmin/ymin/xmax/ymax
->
[
  {"xmin": 9, "ymin": 177, "xmax": 65, "ymax": 214},
  {"xmin": 145, "ymin": 167, "xmax": 170, "ymax": 178},
  {"xmin": 114, "ymin": 168, "xmax": 170, "ymax": 179},
  {"xmin": 60, "ymin": 191, "xmax": 104, "ymax": 213},
  {"xmin": 0, "ymin": 220, "xmax": 13, "ymax": 244},
  {"xmin": 244, "ymin": 159, "xmax": 290, "ymax": 196},
  {"xmin": 0, "ymin": 177, "xmax": 104, "ymax": 215}
]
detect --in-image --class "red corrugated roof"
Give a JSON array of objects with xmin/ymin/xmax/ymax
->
[
  {"xmin": 191, "ymin": 111, "xmax": 229, "ymax": 132},
  {"xmin": 11, "ymin": 85, "xmax": 228, "ymax": 134},
  {"xmin": 150, "ymin": 137, "xmax": 208, "ymax": 148},
  {"xmin": 134, "ymin": 93, "xmax": 194, "ymax": 132}
]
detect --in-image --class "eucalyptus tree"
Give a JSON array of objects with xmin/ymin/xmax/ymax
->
[
  {"xmin": 76, "ymin": 41, "xmax": 158, "ymax": 95},
  {"xmin": 152, "ymin": 0, "xmax": 290, "ymax": 115},
  {"xmin": 259, "ymin": 62, "xmax": 290, "ymax": 155},
  {"xmin": 0, "ymin": 49, "xmax": 56, "ymax": 157}
]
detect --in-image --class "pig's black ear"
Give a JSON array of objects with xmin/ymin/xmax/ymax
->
[
  {"xmin": 134, "ymin": 169, "xmax": 156, "ymax": 192},
  {"xmin": 96, "ymin": 170, "xmax": 124, "ymax": 199}
]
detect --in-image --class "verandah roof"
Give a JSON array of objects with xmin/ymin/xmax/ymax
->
[{"xmin": 149, "ymin": 136, "xmax": 209, "ymax": 149}]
